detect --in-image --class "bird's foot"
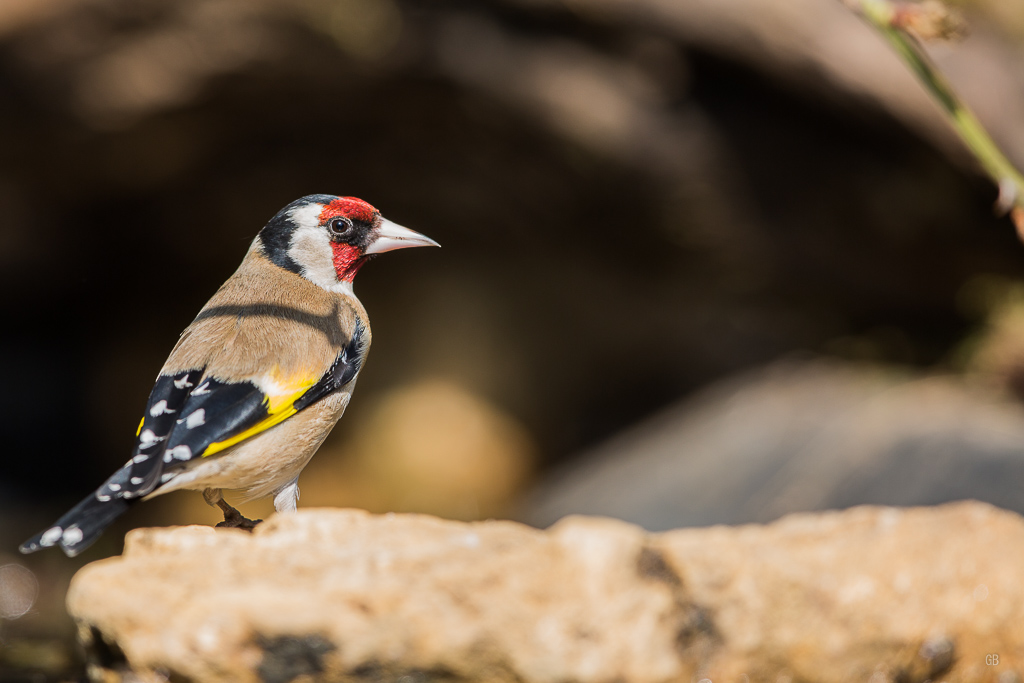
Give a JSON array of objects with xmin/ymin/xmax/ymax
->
[{"xmin": 215, "ymin": 499, "xmax": 262, "ymax": 532}]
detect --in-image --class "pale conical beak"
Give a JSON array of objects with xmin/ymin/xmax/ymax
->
[{"xmin": 365, "ymin": 218, "xmax": 441, "ymax": 254}]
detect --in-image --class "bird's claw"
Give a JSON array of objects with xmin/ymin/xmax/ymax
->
[{"xmin": 215, "ymin": 500, "xmax": 262, "ymax": 532}]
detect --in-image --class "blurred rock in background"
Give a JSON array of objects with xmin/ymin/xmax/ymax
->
[
  {"xmin": 4, "ymin": 0, "xmax": 1024, "ymax": 678},
  {"xmin": 523, "ymin": 357, "xmax": 1024, "ymax": 530}
]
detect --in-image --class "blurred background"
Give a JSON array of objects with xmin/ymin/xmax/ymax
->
[{"xmin": 3, "ymin": 0, "xmax": 1024, "ymax": 678}]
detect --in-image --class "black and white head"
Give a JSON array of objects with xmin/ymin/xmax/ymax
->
[{"xmin": 258, "ymin": 194, "xmax": 439, "ymax": 291}]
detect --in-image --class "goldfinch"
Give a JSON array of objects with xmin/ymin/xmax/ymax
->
[{"xmin": 21, "ymin": 195, "xmax": 438, "ymax": 557}]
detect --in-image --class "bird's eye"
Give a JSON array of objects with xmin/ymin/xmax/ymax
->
[{"xmin": 329, "ymin": 217, "xmax": 353, "ymax": 236}]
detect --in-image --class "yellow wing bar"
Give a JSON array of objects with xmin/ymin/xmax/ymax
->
[{"xmin": 202, "ymin": 384, "xmax": 311, "ymax": 457}]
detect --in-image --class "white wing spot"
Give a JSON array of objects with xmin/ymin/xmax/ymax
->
[
  {"xmin": 40, "ymin": 527, "xmax": 63, "ymax": 547},
  {"xmin": 192, "ymin": 382, "xmax": 211, "ymax": 396},
  {"xmin": 132, "ymin": 453, "xmax": 150, "ymax": 463},
  {"xmin": 107, "ymin": 483, "xmax": 121, "ymax": 491},
  {"xmin": 185, "ymin": 409, "xmax": 206, "ymax": 428},
  {"xmin": 167, "ymin": 445, "xmax": 193, "ymax": 461},
  {"xmin": 96, "ymin": 494, "xmax": 111, "ymax": 502},
  {"xmin": 130, "ymin": 476, "xmax": 144, "ymax": 485},
  {"xmin": 149, "ymin": 400, "xmax": 176, "ymax": 416},
  {"xmin": 138, "ymin": 429, "xmax": 164, "ymax": 448},
  {"xmin": 174, "ymin": 375, "xmax": 194, "ymax": 389},
  {"xmin": 62, "ymin": 527, "xmax": 84, "ymax": 545},
  {"xmin": 160, "ymin": 472, "xmax": 176, "ymax": 483}
]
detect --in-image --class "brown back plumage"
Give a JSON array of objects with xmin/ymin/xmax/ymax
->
[{"xmin": 162, "ymin": 245, "xmax": 370, "ymax": 383}]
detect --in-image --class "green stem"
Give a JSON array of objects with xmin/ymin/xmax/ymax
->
[{"xmin": 857, "ymin": 0, "xmax": 1024, "ymax": 211}]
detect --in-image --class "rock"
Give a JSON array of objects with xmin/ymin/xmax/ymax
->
[
  {"xmin": 523, "ymin": 360, "xmax": 1024, "ymax": 531},
  {"xmin": 69, "ymin": 502, "xmax": 1024, "ymax": 682}
]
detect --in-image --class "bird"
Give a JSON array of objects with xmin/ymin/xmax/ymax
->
[{"xmin": 20, "ymin": 194, "xmax": 439, "ymax": 557}]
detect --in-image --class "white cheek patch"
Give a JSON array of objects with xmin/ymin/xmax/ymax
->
[
  {"xmin": 287, "ymin": 204, "xmax": 339, "ymax": 290},
  {"xmin": 288, "ymin": 203, "xmax": 323, "ymax": 231}
]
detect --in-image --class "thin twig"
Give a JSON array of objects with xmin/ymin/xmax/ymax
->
[{"xmin": 848, "ymin": 0, "xmax": 1024, "ymax": 239}]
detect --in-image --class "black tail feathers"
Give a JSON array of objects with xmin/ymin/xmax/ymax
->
[{"xmin": 20, "ymin": 491, "xmax": 136, "ymax": 557}]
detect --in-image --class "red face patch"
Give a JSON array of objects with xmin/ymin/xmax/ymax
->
[
  {"xmin": 332, "ymin": 242, "xmax": 367, "ymax": 282},
  {"xmin": 319, "ymin": 197, "xmax": 378, "ymax": 225}
]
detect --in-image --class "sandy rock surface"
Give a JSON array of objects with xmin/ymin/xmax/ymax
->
[{"xmin": 68, "ymin": 503, "xmax": 1024, "ymax": 683}]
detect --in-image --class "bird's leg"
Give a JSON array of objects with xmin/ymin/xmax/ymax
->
[
  {"xmin": 202, "ymin": 488, "xmax": 262, "ymax": 531},
  {"xmin": 272, "ymin": 478, "xmax": 300, "ymax": 513},
  {"xmin": 214, "ymin": 499, "xmax": 262, "ymax": 531}
]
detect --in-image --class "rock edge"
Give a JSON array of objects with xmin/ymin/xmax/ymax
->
[{"xmin": 68, "ymin": 502, "xmax": 1024, "ymax": 683}]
